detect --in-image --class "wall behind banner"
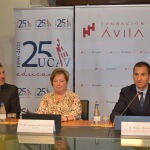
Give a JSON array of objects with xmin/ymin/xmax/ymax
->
[{"xmin": 1, "ymin": 1, "xmax": 150, "ymax": 119}]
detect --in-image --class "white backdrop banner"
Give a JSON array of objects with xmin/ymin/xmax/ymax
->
[
  {"xmin": 75, "ymin": 5, "xmax": 150, "ymax": 119},
  {"xmin": 14, "ymin": 7, "xmax": 74, "ymax": 112}
]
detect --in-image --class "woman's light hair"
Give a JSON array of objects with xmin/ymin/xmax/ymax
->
[{"xmin": 50, "ymin": 68, "xmax": 69, "ymax": 85}]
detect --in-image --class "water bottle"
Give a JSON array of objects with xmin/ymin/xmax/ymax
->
[
  {"xmin": 0, "ymin": 102, "xmax": 6, "ymax": 121},
  {"xmin": 93, "ymin": 101, "xmax": 100, "ymax": 125}
]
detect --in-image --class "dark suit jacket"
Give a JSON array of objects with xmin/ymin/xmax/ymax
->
[
  {"xmin": 0, "ymin": 83, "xmax": 21, "ymax": 118},
  {"xmin": 110, "ymin": 84, "xmax": 150, "ymax": 122}
]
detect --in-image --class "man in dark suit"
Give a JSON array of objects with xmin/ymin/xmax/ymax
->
[
  {"xmin": 110, "ymin": 61, "xmax": 150, "ymax": 122},
  {"xmin": 0, "ymin": 63, "xmax": 21, "ymax": 118}
]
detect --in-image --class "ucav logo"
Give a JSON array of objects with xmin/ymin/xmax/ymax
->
[
  {"xmin": 35, "ymin": 19, "xmax": 51, "ymax": 29},
  {"xmin": 55, "ymin": 18, "xmax": 72, "ymax": 28},
  {"xmin": 18, "ymin": 88, "xmax": 31, "ymax": 96},
  {"xmin": 16, "ymin": 19, "xmax": 31, "ymax": 29},
  {"xmin": 35, "ymin": 88, "xmax": 49, "ymax": 96}
]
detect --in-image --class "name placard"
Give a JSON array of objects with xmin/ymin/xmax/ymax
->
[
  {"xmin": 121, "ymin": 122, "xmax": 150, "ymax": 136},
  {"xmin": 17, "ymin": 119, "xmax": 55, "ymax": 134}
]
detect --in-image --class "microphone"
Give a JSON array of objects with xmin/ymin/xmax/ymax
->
[{"xmin": 120, "ymin": 92, "xmax": 139, "ymax": 116}]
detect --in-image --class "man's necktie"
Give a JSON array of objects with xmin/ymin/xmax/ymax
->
[{"xmin": 139, "ymin": 92, "xmax": 144, "ymax": 112}]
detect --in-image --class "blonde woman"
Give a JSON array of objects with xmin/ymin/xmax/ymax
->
[{"xmin": 36, "ymin": 68, "xmax": 81, "ymax": 121}]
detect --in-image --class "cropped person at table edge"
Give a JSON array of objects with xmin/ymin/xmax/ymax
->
[
  {"xmin": 0, "ymin": 63, "xmax": 21, "ymax": 118},
  {"xmin": 36, "ymin": 68, "xmax": 82, "ymax": 121},
  {"xmin": 110, "ymin": 61, "xmax": 150, "ymax": 122}
]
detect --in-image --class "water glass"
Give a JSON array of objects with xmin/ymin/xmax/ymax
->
[{"xmin": 7, "ymin": 113, "xmax": 16, "ymax": 119}]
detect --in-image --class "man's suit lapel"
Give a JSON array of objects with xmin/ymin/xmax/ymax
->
[{"xmin": 143, "ymin": 84, "xmax": 150, "ymax": 111}]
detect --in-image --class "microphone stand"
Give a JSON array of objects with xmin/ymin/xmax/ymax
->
[{"xmin": 120, "ymin": 92, "xmax": 139, "ymax": 116}]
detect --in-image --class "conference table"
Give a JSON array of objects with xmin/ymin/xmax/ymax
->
[{"xmin": 0, "ymin": 119, "xmax": 149, "ymax": 150}]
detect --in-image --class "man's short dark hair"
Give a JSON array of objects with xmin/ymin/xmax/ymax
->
[{"xmin": 133, "ymin": 61, "xmax": 150, "ymax": 74}]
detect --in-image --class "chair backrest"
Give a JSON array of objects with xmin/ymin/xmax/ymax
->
[{"xmin": 80, "ymin": 100, "xmax": 89, "ymax": 120}]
